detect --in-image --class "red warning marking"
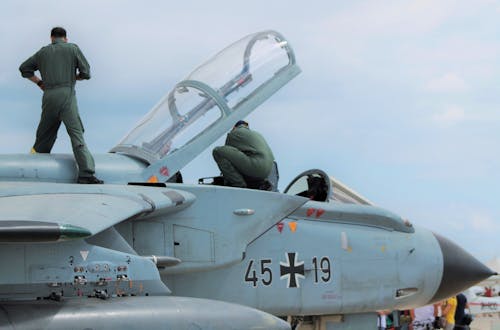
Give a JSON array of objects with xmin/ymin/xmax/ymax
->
[
  {"xmin": 159, "ymin": 166, "xmax": 169, "ymax": 177},
  {"xmin": 306, "ymin": 208, "xmax": 315, "ymax": 217},
  {"xmin": 316, "ymin": 209, "xmax": 325, "ymax": 218},
  {"xmin": 277, "ymin": 222, "xmax": 284, "ymax": 233}
]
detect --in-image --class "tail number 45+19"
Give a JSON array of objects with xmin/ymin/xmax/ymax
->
[{"xmin": 244, "ymin": 254, "xmax": 332, "ymax": 288}]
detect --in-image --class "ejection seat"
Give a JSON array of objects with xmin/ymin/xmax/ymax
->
[{"xmin": 284, "ymin": 169, "xmax": 332, "ymax": 202}]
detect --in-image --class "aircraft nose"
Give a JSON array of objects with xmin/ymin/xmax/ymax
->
[{"xmin": 431, "ymin": 233, "xmax": 496, "ymax": 302}]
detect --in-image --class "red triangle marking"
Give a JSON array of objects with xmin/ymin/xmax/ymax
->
[{"xmin": 316, "ymin": 209, "xmax": 325, "ymax": 218}]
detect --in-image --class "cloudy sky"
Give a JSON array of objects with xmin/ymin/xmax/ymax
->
[{"xmin": 0, "ymin": 0, "xmax": 498, "ymax": 262}]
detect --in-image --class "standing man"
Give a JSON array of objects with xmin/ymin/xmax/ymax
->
[
  {"xmin": 441, "ymin": 296, "xmax": 458, "ymax": 330},
  {"xmin": 213, "ymin": 120, "xmax": 274, "ymax": 189},
  {"xmin": 454, "ymin": 293, "xmax": 469, "ymax": 330},
  {"xmin": 19, "ymin": 27, "xmax": 102, "ymax": 184}
]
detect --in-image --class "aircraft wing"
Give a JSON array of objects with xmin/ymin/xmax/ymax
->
[{"xmin": 0, "ymin": 182, "xmax": 195, "ymax": 242}]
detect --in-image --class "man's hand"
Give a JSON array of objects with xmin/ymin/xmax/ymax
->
[
  {"xmin": 28, "ymin": 76, "xmax": 44, "ymax": 91},
  {"xmin": 37, "ymin": 80, "xmax": 45, "ymax": 91}
]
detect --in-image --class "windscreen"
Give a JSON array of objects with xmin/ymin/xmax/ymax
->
[
  {"xmin": 114, "ymin": 86, "xmax": 223, "ymax": 162},
  {"xmin": 187, "ymin": 33, "xmax": 292, "ymax": 109}
]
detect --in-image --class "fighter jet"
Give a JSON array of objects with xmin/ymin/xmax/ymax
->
[{"xmin": 0, "ymin": 30, "xmax": 495, "ymax": 329}]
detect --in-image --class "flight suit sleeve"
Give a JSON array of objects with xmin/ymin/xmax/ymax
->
[
  {"xmin": 74, "ymin": 45, "xmax": 91, "ymax": 80},
  {"xmin": 225, "ymin": 129, "xmax": 244, "ymax": 149},
  {"xmin": 225, "ymin": 128, "xmax": 260, "ymax": 155},
  {"xmin": 19, "ymin": 54, "xmax": 38, "ymax": 78}
]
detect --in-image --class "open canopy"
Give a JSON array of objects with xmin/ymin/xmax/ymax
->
[{"xmin": 111, "ymin": 30, "xmax": 300, "ymax": 182}]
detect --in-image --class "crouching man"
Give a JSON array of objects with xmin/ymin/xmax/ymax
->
[{"xmin": 213, "ymin": 120, "xmax": 274, "ymax": 189}]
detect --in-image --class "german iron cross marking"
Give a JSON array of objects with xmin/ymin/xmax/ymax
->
[{"xmin": 280, "ymin": 252, "xmax": 305, "ymax": 288}]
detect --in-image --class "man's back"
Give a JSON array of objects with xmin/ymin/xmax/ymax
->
[
  {"xmin": 20, "ymin": 40, "xmax": 90, "ymax": 89},
  {"xmin": 443, "ymin": 296, "xmax": 457, "ymax": 325},
  {"xmin": 226, "ymin": 126, "xmax": 274, "ymax": 161},
  {"xmin": 454, "ymin": 293, "xmax": 467, "ymax": 325},
  {"xmin": 38, "ymin": 42, "xmax": 78, "ymax": 85},
  {"xmin": 213, "ymin": 121, "xmax": 275, "ymax": 187}
]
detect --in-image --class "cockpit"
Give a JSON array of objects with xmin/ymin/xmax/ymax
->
[{"xmin": 108, "ymin": 30, "xmax": 374, "ymax": 206}]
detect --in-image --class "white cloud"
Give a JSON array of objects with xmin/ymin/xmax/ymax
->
[
  {"xmin": 425, "ymin": 73, "xmax": 468, "ymax": 93},
  {"xmin": 470, "ymin": 214, "xmax": 500, "ymax": 232},
  {"xmin": 431, "ymin": 105, "xmax": 466, "ymax": 125},
  {"xmin": 309, "ymin": 0, "xmax": 456, "ymax": 71}
]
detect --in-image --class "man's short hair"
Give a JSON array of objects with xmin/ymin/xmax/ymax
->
[
  {"xmin": 51, "ymin": 27, "xmax": 67, "ymax": 38},
  {"xmin": 234, "ymin": 120, "xmax": 249, "ymax": 128}
]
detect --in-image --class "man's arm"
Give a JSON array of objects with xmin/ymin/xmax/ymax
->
[
  {"xmin": 442, "ymin": 300, "xmax": 452, "ymax": 316},
  {"xmin": 27, "ymin": 76, "xmax": 44, "ymax": 90},
  {"xmin": 74, "ymin": 45, "xmax": 91, "ymax": 80},
  {"xmin": 19, "ymin": 55, "xmax": 44, "ymax": 91}
]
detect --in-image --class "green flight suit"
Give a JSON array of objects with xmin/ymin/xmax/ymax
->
[
  {"xmin": 19, "ymin": 39, "xmax": 95, "ymax": 177},
  {"xmin": 213, "ymin": 126, "xmax": 274, "ymax": 187}
]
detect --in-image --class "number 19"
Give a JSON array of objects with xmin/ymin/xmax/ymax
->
[{"xmin": 312, "ymin": 256, "xmax": 331, "ymax": 283}]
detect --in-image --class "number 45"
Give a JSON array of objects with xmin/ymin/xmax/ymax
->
[{"xmin": 245, "ymin": 259, "xmax": 273, "ymax": 287}]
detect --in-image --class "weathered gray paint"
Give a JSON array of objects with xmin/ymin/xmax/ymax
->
[{"xmin": 162, "ymin": 207, "xmax": 443, "ymax": 315}]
